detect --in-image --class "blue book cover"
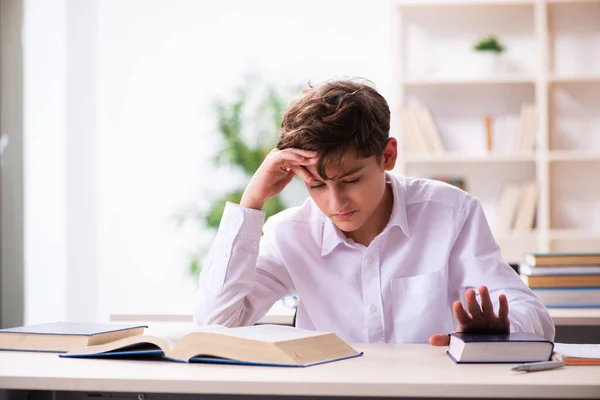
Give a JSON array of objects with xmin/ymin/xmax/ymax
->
[
  {"xmin": 61, "ymin": 349, "xmax": 364, "ymax": 367},
  {"xmin": 59, "ymin": 324, "xmax": 363, "ymax": 367}
]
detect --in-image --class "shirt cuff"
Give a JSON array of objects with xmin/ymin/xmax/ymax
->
[{"xmin": 221, "ymin": 201, "xmax": 265, "ymax": 241}]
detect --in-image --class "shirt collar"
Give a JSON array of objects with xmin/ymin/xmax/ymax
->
[{"xmin": 320, "ymin": 173, "xmax": 412, "ymax": 257}]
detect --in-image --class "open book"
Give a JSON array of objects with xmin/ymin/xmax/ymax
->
[{"xmin": 61, "ymin": 324, "xmax": 362, "ymax": 367}]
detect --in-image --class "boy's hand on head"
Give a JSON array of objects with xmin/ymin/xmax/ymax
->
[
  {"xmin": 429, "ymin": 286, "xmax": 510, "ymax": 346},
  {"xmin": 240, "ymin": 148, "xmax": 318, "ymax": 210}
]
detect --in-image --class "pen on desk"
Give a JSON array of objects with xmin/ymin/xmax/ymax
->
[{"xmin": 511, "ymin": 360, "xmax": 565, "ymax": 373}]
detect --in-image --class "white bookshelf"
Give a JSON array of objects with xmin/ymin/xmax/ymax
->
[{"xmin": 392, "ymin": 0, "xmax": 600, "ymax": 264}]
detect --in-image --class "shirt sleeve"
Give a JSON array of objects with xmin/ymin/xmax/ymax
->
[
  {"xmin": 194, "ymin": 202, "xmax": 295, "ymax": 327},
  {"xmin": 448, "ymin": 195, "xmax": 555, "ymax": 341}
]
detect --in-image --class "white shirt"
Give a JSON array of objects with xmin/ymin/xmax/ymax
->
[{"xmin": 195, "ymin": 174, "xmax": 555, "ymax": 343}]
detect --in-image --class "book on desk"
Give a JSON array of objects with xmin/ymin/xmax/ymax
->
[
  {"xmin": 447, "ymin": 332, "xmax": 554, "ymax": 364},
  {"xmin": 0, "ymin": 322, "xmax": 146, "ymax": 353},
  {"xmin": 60, "ymin": 324, "xmax": 362, "ymax": 367}
]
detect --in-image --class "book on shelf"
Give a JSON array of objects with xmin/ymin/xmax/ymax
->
[
  {"xmin": 0, "ymin": 322, "xmax": 146, "ymax": 353},
  {"xmin": 520, "ymin": 253, "xmax": 600, "ymax": 307},
  {"xmin": 521, "ymin": 274, "xmax": 600, "ymax": 289},
  {"xmin": 495, "ymin": 181, "xmax": 538, "ymax": 233},
  {"xmin": 516, "ymin": 103, "xmax": 536, "ymax": 154},
  {"xmin": 519, "ymin": 264, "xmax": 600, "ymax": 276},
  {"xmin": 400, "ymin": 107, "xmax": 445, "ymax": 154},
  {"xmin": 61, "ymin": 324, "xmax": 362, "ymax": 367},
  {"xmin": 525, "ymin": 253, "xmax": 600, "ymax": 267},
  {"xmin": 530, "ymin": 287, "xmax": 600, "ymax": 308},
  {"xmin": 447, "ymin": 332, "xmax": 553, "ymax": 364}
]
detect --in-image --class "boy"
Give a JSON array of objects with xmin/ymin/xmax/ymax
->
[{"xmin": 195, "ymin": 78, "xmax": 554, "ymax": 345}]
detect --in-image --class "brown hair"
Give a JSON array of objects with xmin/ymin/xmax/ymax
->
[{"xmin": 277, "ymin": 78, "xmax": 390, "ymax": 180}]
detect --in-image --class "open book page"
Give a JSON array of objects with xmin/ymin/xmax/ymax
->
[
  {"xmin": 210, "ymin": 324, "xmax": 327, "ymax": 343},
  {"xmin": 553, "ymin": 343, "xmax": 600, "ymax": 359},
  {"xmin": 144, "ymin": 324, "xmax": 227, "ymax": 346}
]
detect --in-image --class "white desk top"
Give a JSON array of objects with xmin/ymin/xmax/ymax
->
[
  {"xmin": 110, "ymin": 306, "xmax": 600, "ymax": 327},
  {"xmin": 1, "ymin": 344, "xmax": 599, "ymax": 398}
]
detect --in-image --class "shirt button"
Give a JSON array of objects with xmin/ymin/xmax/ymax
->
[
  {"xmin": 366, "ymin": 256, "xmax": 374, "ymax": 264},
  {"xmin": 224, "ymin": 251, "xmax": 228, "ymax": 258},
  {"xmin": 369, "ymin": 304, "xmax": 378, "ymax": 313}
]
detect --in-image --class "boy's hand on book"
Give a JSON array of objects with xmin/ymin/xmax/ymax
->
[
  {"xmin": 429, "ymin": 286, "xmax": 510, "ymax": 346},
  {"xmin": 240, "ymin": 148, "xmax": 318, "ymax": 210}
]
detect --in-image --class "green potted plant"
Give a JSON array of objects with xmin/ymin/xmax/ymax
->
[
  {"xmin": 174, "ymin": 76, "xmax": 300, "ymax": 276},
  {"xmin": 472, "ymin": 35, "xmax": 506, "ymax": 76}
]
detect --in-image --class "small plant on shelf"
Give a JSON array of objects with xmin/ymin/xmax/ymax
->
[{"xmin": 473, "ymin": 35, "xmax": 506, "ymax": 53}]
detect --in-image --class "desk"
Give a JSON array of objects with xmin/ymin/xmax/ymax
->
[{"xmin": 0, "ymin": 344, "xmax": 599, "ymax": 400}]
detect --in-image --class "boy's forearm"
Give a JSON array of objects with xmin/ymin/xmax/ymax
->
[
  {"xmin": 195, "ymin": 202, "xmax": 265, "ymax": 326},
  {"xmin": 239, "ymin": 194, "xmax": 265, "ymax": 211}
]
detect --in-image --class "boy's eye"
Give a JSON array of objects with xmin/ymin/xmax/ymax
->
[
  {"xmin": 310, "ymin": 184, "xmax": 325, "ymax": 190},
  {"xmin": 343, "ymin": 178, "xmax": 360, "ymax": 185}
]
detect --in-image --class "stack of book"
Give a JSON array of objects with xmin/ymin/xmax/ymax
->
[{"xmin": 519, "ymin": 253, "xmax": 600, "ymax": 308}]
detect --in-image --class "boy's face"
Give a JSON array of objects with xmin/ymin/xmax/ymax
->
[{"xmin": 301, "ymin": 138, "xmax": 397, "ymax": 234}]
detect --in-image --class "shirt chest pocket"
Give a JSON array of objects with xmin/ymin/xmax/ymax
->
[{"xmin": 390, "ymin": 269, "xmax": 450, "ymax": 343}]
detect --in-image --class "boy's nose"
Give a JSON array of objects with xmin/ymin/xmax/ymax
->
[{"xmin": 329, "ymin": 189, "xmax": 347, "ymax": 211}]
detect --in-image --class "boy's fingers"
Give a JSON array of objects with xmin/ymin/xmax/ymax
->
[
  {"xmin": 282, "ymin": 148, "xmax": 318, "ymax": 158},
  {"xmin": 479, "ymin": 286, "xmax": 495, "ymax": 317},
  {"xmin": 290, "ymin": 166, "xmax": 314, "ymax": 183},
  {"xmin": 497, "ymin": 294, "xmax": 509, "ymax": 322},
  {"xmin": 453, "ymin": 301, "xmax": 471, "ymax": 325},
  {"xmin": 278, "ymin": 151, "xmax": 318, "ymax": 168},
  {"xmin": 429, "ymin": 333, "xmax": 450, "ymax": 346},
  {"xmin": 466, "ymin": 289, "xmax": 483, "ymax": 319}
]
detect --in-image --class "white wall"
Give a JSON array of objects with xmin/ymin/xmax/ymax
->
[
  {"xmin": 24, "ymin": 0, "xmax": 69, "ymax": 323},
  {"xmin": 25, "ymin": 0, "xmax": 394, "ymax": 322}
]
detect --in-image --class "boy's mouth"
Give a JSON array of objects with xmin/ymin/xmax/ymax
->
[{"xmin": 333, "ymin": 210, "xmax": 356, "ymax": 221}]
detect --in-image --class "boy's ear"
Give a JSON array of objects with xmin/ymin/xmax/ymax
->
[{"xmin": 382, "ymin": 138, "xmax": 398, "ymax": 170}]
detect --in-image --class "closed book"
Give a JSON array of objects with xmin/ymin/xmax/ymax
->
[
  {"xmin": 525, "ymin": 253, "xmax": 600, "ymax": 267},
  {"xmin": 61, "ymin": 324, "xmax": 363, "ymax": 367},
  {"xmin": 447, "ymin": 332, "xmax": 553, "ymax": 364},
  {"xmin": 0, "ymin": 322, "xmax": 146, "ymax": 353},
  {"xmin": 519, "ymin": 263, "xmax": 600, "ymax": 276},
  {"xmin": 521, "ymin": 274, "xmax": 600, "ymax": 288}
]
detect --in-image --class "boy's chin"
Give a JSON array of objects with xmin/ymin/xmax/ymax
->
[{"xmin": 333, "ymin": 219, "xmax": 363, "ymax": 233}]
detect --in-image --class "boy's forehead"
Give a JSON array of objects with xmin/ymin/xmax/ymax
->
[{"xmin": 305, "ymin": 154, "xmax": 372, "ymax": 181}]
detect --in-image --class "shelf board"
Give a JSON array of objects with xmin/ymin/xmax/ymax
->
[
  {"xmin": 547, "ymin": 0, "xmax": 600, "ymax": 5},
  {"xmin": 550, "ymin": 76, "xmax": 600, "ymax": 84},
  {"xmin": 549, "ymin": 151, "xmax": 600, "ymax": 162},
  {"xmin": 396, "ymin": 0, "xmax": 534, "ymax": 7},
  {"xmin": 402, "ymin": 76, "xmax": 535, "ymax": 87},
  {"xmin": 495, "ymin": 231, "xmax": 538, "ymax": 241},
  {"xmin": 550, "ymin": 230, "xmax": 600, "ymax": 240},
  {"xmin": 403, "ymin": 153, "xmax": 536, "ymax": 163}
]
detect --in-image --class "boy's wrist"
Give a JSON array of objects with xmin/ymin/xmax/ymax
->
[{"xmin": 240, "ymin": 194, "xmax": 265, "ymax": 211}]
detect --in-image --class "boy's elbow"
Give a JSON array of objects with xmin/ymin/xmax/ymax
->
[{"xmin": 193, "ymin": 298, "xmax": 250, "ymax": 328}]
